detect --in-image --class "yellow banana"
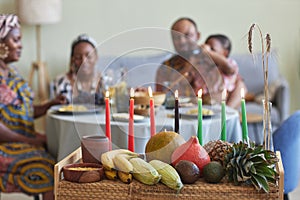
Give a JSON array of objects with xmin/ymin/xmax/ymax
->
[
  {"xmin": 104, "ymin": 170, "xmax": 118, "ymax": 180},
  {"xmin": 129, "ymin": 157, "xmax": 161, "ymax": 185},
  {"xmin": 113, "ymin": 154, "xmax": 134, "ymax": 173},
  {"xmin": 101, "ymin": 149, "xmax": 138, "ymax": 170},
  {"xmin": 149, "ymin": 160, "xmax": 183, "ymax": 192},
  {"xmin": 117, "ymin": 171, "xmax": 133, "ymax": 184}
]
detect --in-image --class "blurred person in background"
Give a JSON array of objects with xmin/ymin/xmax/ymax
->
[
  {"xmin": 52, "ymin": 34, "xmax": 104, "ymax": 105},
  {"xmin": 203, "ymin": 34, "xmax": 247, "ymax": 109},
  {"xmin": 155, "ymin": 17, "xmax": 224, "ymax": 104}
]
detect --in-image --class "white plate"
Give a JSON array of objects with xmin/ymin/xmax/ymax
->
[
  {"xmin": 112, "ymin": 113, "xmax": 145, "ymax": 122},
  {"xmin": 180, "ymin": 108, "xmax": 215, "ymax": 119},
  {"xmin": 51, "ymin": 104, "xmax": 102, "ymax": 114}
]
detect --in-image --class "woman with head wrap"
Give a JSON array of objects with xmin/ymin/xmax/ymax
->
[
  {"xmin": 52, "ymin": 34, "xmax": 103, "ymax": 105},
  {"xmin": 0, "ymin": 14, "xmax": 65, "ymax": 200}
]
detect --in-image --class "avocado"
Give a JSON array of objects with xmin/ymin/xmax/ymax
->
[
  {"xmin": 203, "ymin": 161, "xmax": 225, "ymax": 183},
  {"xmin": 174, "ymin": 160, "xmax": 200, "ymax": 184}
]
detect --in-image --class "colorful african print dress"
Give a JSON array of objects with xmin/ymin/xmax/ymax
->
[{"xmin": 0, "ymin": 66, "xmax": 55, "ymax": 195}]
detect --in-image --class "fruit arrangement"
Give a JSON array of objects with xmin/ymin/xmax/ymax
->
[
  {"xmin": 83, "ymin": 131, "xmax": 278, "ymax": 194},
  {"xmin": 144, "ymin": 131, "xmax": 278, "ymax": 193}
]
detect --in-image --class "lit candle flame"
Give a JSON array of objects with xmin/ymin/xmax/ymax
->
[
  {"xmin": 175, "ymin": 90, "xmax": 178, "ymax": 99},
  {"xmin": 148, "ymin": 86, "xmax": 153, "ymax": 98},
  {"xmin": 130, "ymin": 88, "xmax": 135, "ymax": 98},
  {"xmin": 241, "ymin": 88, "xmax": 245, "ymax": 99},
  {"xmin": 198, "ymin": 89, "xmax": 202, "ymax": 98},
  {"xmin": 105, "ymin": 90, "xmax": 110, "ymax": 98},
  {"xmin": 222, "ymin": 89, "xmax": 227, "ymax": 101}
]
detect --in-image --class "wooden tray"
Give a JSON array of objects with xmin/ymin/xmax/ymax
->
[{"xmin": 54, "ymin": 148, "xmax": 284, "ymax": 200}]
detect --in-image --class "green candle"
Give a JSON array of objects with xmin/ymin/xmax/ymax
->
[
  {"xmin": 197, "ymin": 89, "xmax": 203, "ymax": 145},
  {"xmin": 221, "ymin": 89, "xmax": 227, "ymax": 141},
  {"xmin": 241, "ymin": 88, "xmax": 249, "ymax": 143}
]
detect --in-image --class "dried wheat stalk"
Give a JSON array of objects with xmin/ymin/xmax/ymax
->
[{"xmin": 248, "ymin": 24, "xmax": 272, "ymax": 150}]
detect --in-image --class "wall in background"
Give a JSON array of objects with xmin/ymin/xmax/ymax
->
[{"xmin": 1, "ymin": 0, "xmax": 299, "ymax": 112}]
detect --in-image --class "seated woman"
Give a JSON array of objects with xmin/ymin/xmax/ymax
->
[
  {"xmin": 0, "ymin": 14, "xmax": 66, "ymax": 200},
  {"xmin": 52, "ymin": 34, "xmax": 103, "ymax": 105}
]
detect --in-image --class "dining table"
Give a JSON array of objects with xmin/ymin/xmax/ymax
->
[{"xmin": 46, "ymin": 104, "xmax": 242, "ymax": 161}]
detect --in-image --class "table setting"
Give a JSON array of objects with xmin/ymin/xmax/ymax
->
[
  {"xmin": 51, "ymin": 24, "xmax": 284, "ymax": 200},
  {"xmin": 52, "ymin": 86, "xmax": 282, "ymax": 199},
  {"xmin": 51, "ymin": 86, "xmax": 282, "ymax": 200},
  {"xmin": 46, "ymin": 85, "xmax": 244, "ymax": 161}
]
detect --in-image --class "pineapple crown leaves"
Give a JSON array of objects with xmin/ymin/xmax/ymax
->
[{"xmin": 224, "ymin": 141, "xmax": 279, "ymax": 193}]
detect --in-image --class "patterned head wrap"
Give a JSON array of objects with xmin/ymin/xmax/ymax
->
[
  {"xmin": 71, "ymin": 34, "xmax": 98, "ymax": 56},
  {"xmin": 0, "ymin": 14, "xmax": 20, "ymax": 40}
]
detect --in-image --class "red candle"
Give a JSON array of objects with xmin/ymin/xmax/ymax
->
[
  {"xmin": 128, "ymin": 88, "xmax": 135, "ymax": 152},
  {"xmin": 174, "ymin": 90, "xmax": 179, "ymax": 133},
  {"xmin": 105, "ymin": 91, "xmax": 112, "ymax": 150},
  {"xmin": 148, "ymin": 87, "xmax": 156, "ymax": 136}
]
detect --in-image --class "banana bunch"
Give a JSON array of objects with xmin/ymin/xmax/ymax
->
[
  {"xmin": 101, "ymin": 149, "xmax": 139, "ymax": 183},
  {"xmin": 129, "ymin": 157, "xmax": 161, "ymax": 185},
  {"xmin": 149, "ymin": 160, "xmax": 183, "ymax": 192},
  {"xmin": 104, "ymin": 169, "xmax": 132, "ymax": 183},
  {"xmin": 101, "ymin": 149, "xmax": 139, "ymax": 171}
]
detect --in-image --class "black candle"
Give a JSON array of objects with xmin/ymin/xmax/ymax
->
[{"xmin": 174, "ymin": 90, "xmax": 179, "ymax": 133}]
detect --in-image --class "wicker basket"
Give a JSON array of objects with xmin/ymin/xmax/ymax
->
[
  {"xmin": 54, "ymin": 148, "xmax": 284, "ymax": 200},
  {"xmin": 57, "ymin": 180, "xmax": 130, "ymax": 200}
]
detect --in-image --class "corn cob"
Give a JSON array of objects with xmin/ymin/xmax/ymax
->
[
  {"xmin": 149, "ymin": 160, "xmax": 183, "ymax": 192},
  {"xmin": 129, "ymin": 157, "xmax": 161, "ymax": 185}
]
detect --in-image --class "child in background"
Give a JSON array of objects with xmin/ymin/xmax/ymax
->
[{"xmin": 202, "ymin": 34, "xmax": 247, "ymax": 109}]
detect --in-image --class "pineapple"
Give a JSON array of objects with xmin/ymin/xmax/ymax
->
[
  {"xmin": 203, "ymin": 140, "xmax": 232, "ymax": 165},
  {"xmin": 223, "ymin": 141, "xmax": 279, "ymax": 192}
]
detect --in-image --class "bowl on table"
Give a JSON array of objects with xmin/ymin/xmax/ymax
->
[
  {"xmin": 134, "ymin": 104, "xmax": 149, "ymax": 116},
  {"xmin": 153, "ymin": 91, "xmax": 167, "ymax": 106},
  {"xmin": 134, "ymin": 91, "xmax": 166, "ymax": 106},
  {"xmin": 63, "ymin": 163, "xmax": 104, "ymax": 183}
]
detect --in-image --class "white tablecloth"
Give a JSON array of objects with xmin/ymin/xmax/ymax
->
[{"xmin": 46, "ymin": 105, "xmax": 242, "ymax": 161}]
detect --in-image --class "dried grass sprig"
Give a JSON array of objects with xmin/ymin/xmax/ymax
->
[
  {"xmin": 248, "ymin": 23, "xmax": 256, "ymax": 54},
  {"xmin": 247, "ymin": 24, "xmax": 272, "ymax": 150},
  {"xmin": 266, "ymin": 34, "xmax": 271, "ymax": 53},
  {"xmin": 265, "ymin": 33, "xmax": 272, "ymax": 150}
]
